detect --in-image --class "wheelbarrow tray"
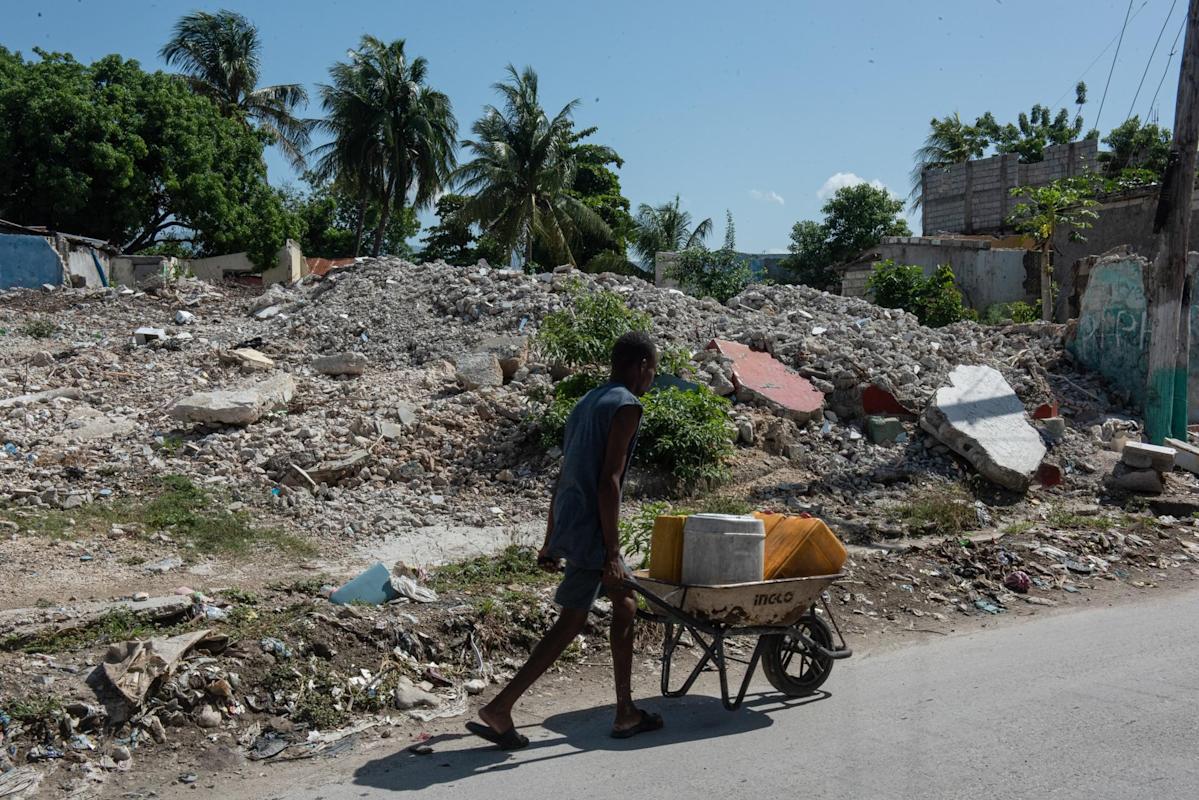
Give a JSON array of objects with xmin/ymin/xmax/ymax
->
[{"xmin": 632, "ymin": 570, "xmax": 843, "ymax": 628}]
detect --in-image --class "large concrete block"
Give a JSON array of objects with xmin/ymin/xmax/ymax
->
[
  {"xmin": 1121, "ymin": 441, "xmax": 1176, "ymax": 472},
  {"xmin": 921, "ymin": 365, "xmax": 1046, "ymax": 491},
  {"xmin": 170, "ymin": 373, "xmax": 295, "ymax": 426}
]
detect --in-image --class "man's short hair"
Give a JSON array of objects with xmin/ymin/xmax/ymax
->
[{"xmin": 611, "ymin": 330, "xmax": 657, "ymax": 370}]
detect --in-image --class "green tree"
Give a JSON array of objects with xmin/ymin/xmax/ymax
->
[
  {"xmin": 631, "ymin": 195, "xmax": 713, "ymax": 272},
  {"xmin": 783, "ymin": 184, "xmax": 911, "ymax": 290},
  {"xmin": 1099, "ymin": 116, "xmax": 1171, "ymax": 179},
  {"xmin": 867, "ymin": 260, "xmax": 972, "ymax": 328},
  {"xmin": 282, "ymin": 174, "xmax": 419, "ymax": 259},
  {"xmin": 1008, "ymin": 178, "xmax": 1098, "ymax": 321},
  {"xmin": 454, "ymin": 65, "xmax": 611, "ymax": 268},
  {"xmin": 909, "ymin": 112, "xmax": 992, "ymax": 205},
  {"xmin": 979, "ymin": 103, "xmax": 1085, "ymax": 163},
  {"xmin": 160, "ymin": 9, "xmax": 311, "ymax": 169},
  {"xmin": 313, "ymin": 37, "xmax": 457, "ymax": 257},
  {"xmin": 418, "ymin": 193, "xmax": 505, "ymax": 264},
  {"xmin": 565, "ymin": 131, "xmax": 636, "ymax": 271},
  {"xmin": 0, "ymin": 47, "xmax": 299, "ymax": 267},
  {"xmin": 667, "ymin": 211, "xmax": 749, "ymax": 302}
]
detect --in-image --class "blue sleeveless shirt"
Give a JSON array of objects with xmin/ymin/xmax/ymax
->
[{"xmin": 547, "ymin": 381, "xmax": 642, "ymax": 569}]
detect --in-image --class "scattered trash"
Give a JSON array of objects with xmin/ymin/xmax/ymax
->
[
  {"xmin": 330, "ymin": 562, "xmax": 438, "ymax": 605},
  {"xmin": 101, "ymin": 629, "xmax": 220, "ymax": 706},
  {"xmin": 1003, "ymin": 571, "xmax": 1031, "ymax": 594},
  {"xmin": 260, "ymin": 637, "xmax": 293, "ymax": 659},
  {"xmin": 973, "ymin": 599, "xmax": 1003, "ymax": 615}
]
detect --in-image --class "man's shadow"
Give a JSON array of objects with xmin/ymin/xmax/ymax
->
[{"xmin": 351, "ymin": 691, "xmax": 829, "ymax": 793}]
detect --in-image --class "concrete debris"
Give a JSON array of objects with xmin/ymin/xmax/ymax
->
[
  {"xmin": 707, "ymin": 338, "xmax": 824, "ymax": 422},
  {"xmin": 454, "ymin": 351, "xmax": 504, "ymax": 390},
  {"xmin": 1121, "ymin": 441, "xmax": 1175, "ymax": 472},
  {"xmin": 393, "ymin": 677, "xmax": 440, "ymax": 711},
  {"xmin": 921, "ymin": 365, "xmax": 1046, "ymax": 492},
  {"xmin": 220, "ymin": 348, "xmax": 275, "ymax": 372},
  {"xmin": 1164, "ymin": 437, "xmax": 1199, "ymax": 475},
  {"xmin": 133, "ymin": 327, "xmax": 167, "ymax": 346},
  {"xmin": 174, "ymin": 310, "xmax": 196, "ymax": 325},
  {"xmin": 479, "ymin": 336, "xmax": 529, "ymax": 381},
  {"xmin": 1107, "ymin": 463, "xmax": 1165, "ymax": 494},
  {"xmin": 0, "ymin": 386, "xmax": 84, "ymax": 409},
  {"xmin": 169, "ymin": 373, "xmax": 295, "ymax": 426},
  {"xmin": 312, "ymin": 351, "xmax": 367, "ymax": 377},
  {"xmin": 866, "ymin": 416, "xmax": 904, "ymax": 445}
]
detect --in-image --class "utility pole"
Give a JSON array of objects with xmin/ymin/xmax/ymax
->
[{"xmin": 1146, "ymin": 0, "xmax": 1199, "ymax": 444}]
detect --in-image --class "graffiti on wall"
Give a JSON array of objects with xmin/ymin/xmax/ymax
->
[{"xmin": 1069, "ymin": 256, "xmax": 1199, "ymax": 422}]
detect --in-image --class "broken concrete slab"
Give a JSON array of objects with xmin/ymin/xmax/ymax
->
[
  {"xmin": 220, "ymin": 348, "xmax": 275, "ymax": 372},
  {"xmin": 312, "ymin": 351, "xmax": 367, "ymax": 377},
  {"xmin": 454, "ymin": 352, "xmax": 504, "ymax": 390},
  {"xmin": 1107, "ymin": 462, "xmax": 1165, "ymax": 493},
  {"xmin": 133, "ymin": 327, "xmax": 167, "ymax": 345},
  {"xmin": 252, "ymin": 305, "xmax": 283, "ymax": 321},
  {"xmin": 921, "ymin": 365, "xmax": 1046, "ymax": 492},
  {"xmin": 1164, "ymin": 437, "xmax": 1199, "ymax": 474},
  {"xmin": 51, "ymin": 406, "xmax": 135, "ymax": 444},
  {"xmin": 707, "ymin": 339, "xmax": 824, "ymax": 422},
  {"xmin": 1121, "ymin": 441, "xmax": 1175, "ymax": 472},
  {"xmin": 0, "ymin": 387, "xmax": 84, "ymax": 409},
  {"xmin": 169, "ymin": 373, "xmax": 295, "ymax": 427},
  {"xmin": 286, "ymin": 449, "xmax": 370, "ymax": 487},
  {"xmin": 174, "ymin": 310, "xmax": 195, "ymax": 325},
  {"xmin": 479, "ymin": 335, "xmax": 528, "ymax": 381}
]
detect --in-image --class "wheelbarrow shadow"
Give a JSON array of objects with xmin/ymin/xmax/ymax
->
[{"xmin": 351, "ymin": 690, "xmax": 829, "ymax": 793}]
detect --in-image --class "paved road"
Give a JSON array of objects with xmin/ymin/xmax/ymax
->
[{"xmin": 281, "ymin": 590, "xmax": 1199, "ymax": 800}]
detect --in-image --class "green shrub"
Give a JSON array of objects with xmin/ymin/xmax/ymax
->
[
  {"xmin": 982, "ymin": 301, "xmax": 1039, "ymax": 325},
  {"xmin": 539, "ymin": 383, "xmax": 733, "ymax": 488},
  {"xmin": 668, "ymin": 246, "xmax": 750, "ymax": 303},
  {"xmin": 21, "ymin": 319, "xmax": 57, "ymax": 339},
  {"xmin": 867, "ymin": 260, "xmax": 973, "ymax": 328},
  {"xmin": 638, "ymin": 386, "xmax": 734, "ymax": 484},
  {"xmin": 535, "ymin": 283, "xmax": 651, "ymax": 370}
]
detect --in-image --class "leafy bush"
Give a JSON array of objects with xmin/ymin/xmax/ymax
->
[
  {"xmin": 21, "ymin": 319, "xmax": 57, "ymax": 339},
  {"xmin": 638, "ymin": 386, "xmax": 734, "ymax": 484},
  {"xmin": 535, "ymin": 283, "xmax": 651, "ymax": 370},
  {"xmin": 867, "ymin": 260, "xmax": 973, "ymax": 328},
  {"xmin": 539, "ymin": 382, "xmax": 734, "ymax": 488},
  {"xmin": 982, "ymin": 301, "xmax": 1038, "ymax": 325},
  {"xmin": 668, "ymin": 246, "xmax": 750, "ymax": 303}
]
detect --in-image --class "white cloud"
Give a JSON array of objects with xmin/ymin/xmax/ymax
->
[
  {"xmin": 817, "ymin": 172, "xmax": 891, "ymax": 200},
  {"xmin": 749, "ymin": 189, "xmax": 785, "ymax": 205}
]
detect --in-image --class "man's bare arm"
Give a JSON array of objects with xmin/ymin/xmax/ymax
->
[{"xmin": 598, "ymin": 405, "xmax": 641, "ymax": 585}]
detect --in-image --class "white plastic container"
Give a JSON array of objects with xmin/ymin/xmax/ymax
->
[{"xmin": 680, "ymin": 514, "xmax": 765, "ymax": 585}]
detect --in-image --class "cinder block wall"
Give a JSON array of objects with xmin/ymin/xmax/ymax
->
[{"xmin": 921, "ymin": 140, "xmax": 1099, "ymax": 236}]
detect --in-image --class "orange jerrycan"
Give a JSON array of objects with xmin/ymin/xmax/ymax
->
[
  {"xmin": 756, "ymin": 513, "xmax": 847, "ymax": 579},
  {"xmin": 648, "ymin": 515, "xmax": 687, "ymax": 583}
]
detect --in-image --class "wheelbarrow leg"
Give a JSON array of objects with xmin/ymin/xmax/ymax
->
[
  {"xmin": 661, "ymin": 623, "xmax": 718, "ymax": 699},
  {"xmin": 721, "ymin": 636, "xmax": 768, "ymax": 711}
]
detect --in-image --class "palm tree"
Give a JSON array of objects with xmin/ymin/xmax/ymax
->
[
  {"xmin": 631, "ymin": 196, "xmax": 713, "ymax": 271},
  {"xmin": 454, "ymin": 65, "xmax": 610, "ymax": 267},
  {"xmin": 311, "ymin": 36, "xmax": 458, "ymax": 257},
  {"xmin": 908, "ymin": 112, "xmax": 991, "ymax": 208},
  {"xmin": 161, "ymin": 10, "xmax": 312, "ymax": 168}
]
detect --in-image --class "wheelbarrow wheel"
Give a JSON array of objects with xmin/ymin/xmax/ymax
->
[{"xmin": 761, "ymin": 615, "xmax": 834, "ymax": 697}]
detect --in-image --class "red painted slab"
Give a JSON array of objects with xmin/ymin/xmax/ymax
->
[
  {"xmin": 862, "ymin": 384, "xmax": 916, "ymax": 418},
  {"xmin": 708, "ymin": 339, "xmax": 824, "ymax": 416}
]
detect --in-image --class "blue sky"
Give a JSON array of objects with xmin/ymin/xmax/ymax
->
[{"xmin": 1, "ymin": 0, "xmax": 1187, "ymax": 253}]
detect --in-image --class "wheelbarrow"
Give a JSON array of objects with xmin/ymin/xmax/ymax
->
[{"xmin": 621, "ymin": 571, "xmax": 852, "ymax": 711}]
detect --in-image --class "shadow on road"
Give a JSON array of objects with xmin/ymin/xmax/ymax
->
[{"xmin": 351, "ymin": 690, "xmax": 828, "ymax": 793}]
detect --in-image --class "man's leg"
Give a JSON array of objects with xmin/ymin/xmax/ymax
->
[
  {"xmin": 478, "ymin": 607, "xmax": 588, "ymax": 734},
  {"xmin": 609, "ymin": 586, "xmax": 642, "ymax": 730}
]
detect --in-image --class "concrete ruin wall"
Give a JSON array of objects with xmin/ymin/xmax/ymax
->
[
  {"xmin": 1067, "ymin": 253, "xmax": 1199, "ymax": 423},
  {"xmin": 0, "ymin": 233, "xmax": 64, "ymax": 288},
  {"xmin": 841, "ymin": 236, "xmax": 1033, "ymax": 310},
  {"xmin": 921, "ymin": 140, "xmax": 1099, "ymax": 235}
]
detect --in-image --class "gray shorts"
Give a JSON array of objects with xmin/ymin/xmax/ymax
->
[{"xmin": 554, "ymin": 561, "xmax": 631, "ymax": 610}]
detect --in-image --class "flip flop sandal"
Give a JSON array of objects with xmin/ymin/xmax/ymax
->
[
  {"xmin": 465, "ymin": 721, "xmax": 530, "ymax": 751},
  {"xmin": 610, "ymin": 710, "xmax": 664, "ymax": 740}
]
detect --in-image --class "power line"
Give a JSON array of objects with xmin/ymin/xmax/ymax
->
[
  {"xmin": 1128, "ymin": 0, "xmax": 1178, "ymax": 120},
  {"xmin": 1146, "ymin": 14, "xmax": 1188, "ymax": 120},
  {"xmin": 1095, "ymin": 0, "xmax": 1137, "ymax": 133},
  {"xmin": 1053, "ymin": 0, "xmax": 1149, "ymax": 108}
]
